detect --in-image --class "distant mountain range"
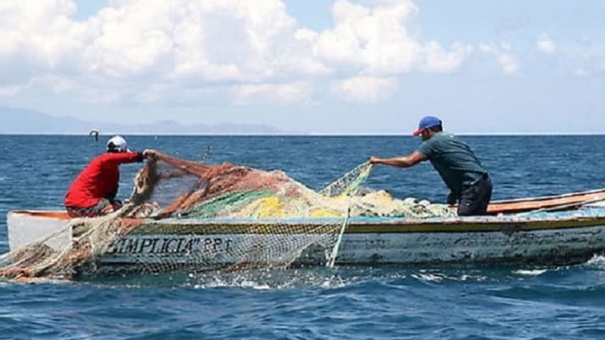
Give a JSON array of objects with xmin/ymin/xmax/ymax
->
[{"xmin": 0, "ymin": 107, "xmax": 285, "ymax": 135}]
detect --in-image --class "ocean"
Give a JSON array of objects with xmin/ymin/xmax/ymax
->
[{"xmin": 1, "ymin": 134, "xmax": 605, "ymax": 339}]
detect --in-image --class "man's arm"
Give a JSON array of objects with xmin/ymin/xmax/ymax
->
[
  {"xmin": 105, "ymin": 152, "xmax": 145, "ymax": 165},
  {"xmin": 369, "ymin": 151, "xmax": 426, "ymax": 168},
  {"xmin": 106, "ymin": 149, "xmax": 158, "ymax": 165}
]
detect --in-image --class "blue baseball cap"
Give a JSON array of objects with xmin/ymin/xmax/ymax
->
[{"xmin": 412, "ymin": 116, "xmax": 442, "ymax": 136}]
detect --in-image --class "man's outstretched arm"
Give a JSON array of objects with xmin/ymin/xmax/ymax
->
[{"xmin": 369, "ymin": 151, "xmax": 426, "ymax": 168}]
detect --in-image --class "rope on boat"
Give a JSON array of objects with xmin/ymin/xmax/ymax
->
[
  {"xmin": 326, "ymin": 162, "xmax": 373, "ymax": 267},
  {"xmin": 327, "ymin": 205, "xmax": 351, "ymax": 268}
]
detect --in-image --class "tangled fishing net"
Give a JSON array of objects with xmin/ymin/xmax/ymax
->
[{"xmin": 0, "ymin": 152, "xmax": 454, "ymax": 281}]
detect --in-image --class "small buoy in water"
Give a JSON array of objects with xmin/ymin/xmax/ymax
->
[{"xmin": 89, "ymin": 129, "xmax": 100, "ymax": 142}]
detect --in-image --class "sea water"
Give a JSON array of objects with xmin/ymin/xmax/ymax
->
[{"xmin": 1, "ymin": 135, "xmax": 605, "ymax": 339}]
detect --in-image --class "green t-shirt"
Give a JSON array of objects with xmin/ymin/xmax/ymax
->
[{"xmin": 416, "ymin": 132, "xmax": 487, "ymax": 195}]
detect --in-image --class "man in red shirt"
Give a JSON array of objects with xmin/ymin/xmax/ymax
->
[{"xmin": 65, "ymin": 135, "xmax": 155, "ymax": 218}]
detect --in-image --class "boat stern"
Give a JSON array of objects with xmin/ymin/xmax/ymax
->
[{"xmin": 7, "ymin": 210, "xmax": 72, "ymax": 252}]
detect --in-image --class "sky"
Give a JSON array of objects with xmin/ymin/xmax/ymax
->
[{"xmin": 0, "ymin": 0, "xmax": 604, "ymax": 134}]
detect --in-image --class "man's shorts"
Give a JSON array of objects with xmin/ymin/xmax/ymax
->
[{"xmin": 66, "ymin": 198, "xmax": 122, "ymax": 218}]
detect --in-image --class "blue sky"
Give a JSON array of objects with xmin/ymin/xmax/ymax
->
[{"xmin": 1, "ymin": 0, "xmax": 604, "ymax": 134}]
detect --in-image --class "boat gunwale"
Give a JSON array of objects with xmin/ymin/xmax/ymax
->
[
  {"xmin": 10, "ymin": 207, "xmax": 605, "ymax": 229},
  {"xmin": 129, "ymin": 211, "xmax": 605, "ymax": 235}
]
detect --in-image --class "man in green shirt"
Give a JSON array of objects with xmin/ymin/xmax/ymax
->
[{"xmin": 369, "ymin": 116, "xmax": 492, "ymax": 216}]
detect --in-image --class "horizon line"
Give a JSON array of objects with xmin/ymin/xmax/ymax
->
[{"xmin": 1, "ymin": 132, "xmax": 605, "ymax": 137}]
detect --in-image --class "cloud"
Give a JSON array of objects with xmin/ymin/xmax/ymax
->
[
  {"xmin": 314, "ymin": 0, "xmax": 469, "ymax": 76},
  {"xmin": 479, "ymin": 43, "xmax": 519, "ymax": 74},
  {"xmin": 314, "ymin": 0, "xmax": 421, "ymax": 75},
  {"xmin": 331, "ymin": 76, "xmax": 398, "ymax": 103},
  {"xmin": 82, "ymin": 89, "xmax": 121, "ymax": 104},
  {"xmin": 536, "ymin": 33, "xmax": 556, "ymax": 54},
  {"xmin": 0, "ymin": 0, "xmax": 86, "ymax": 84},
  {"xmin": 420, "ymin": 41, "xmax": 472, "ymax": 73},
  {"xmin": 232, "ymin": 82, "xmax": 313, "ymax": 104},
  {"xmin": 84, "ymin": 2, "xmax": 175, "ymax": 78},
  {"xmin": 0, "ymin": 0, "xmax": 475, "ymax": 105}
]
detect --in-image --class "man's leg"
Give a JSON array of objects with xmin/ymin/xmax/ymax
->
[
  {"xmin": 458, "ymin": 177, "xmax": 492, "ymax": 216},
  {"xmin": 475, "ymin": 177, "xmax": 493, "ymax": 215},
  {"xmin": 66, "ymin": 198, "xmax": 116, "ymax": 218}
]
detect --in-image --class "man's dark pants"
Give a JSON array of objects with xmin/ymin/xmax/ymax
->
[{"xmin": 458, "ymin": 174, "xmax": 493, "ymax": 216}]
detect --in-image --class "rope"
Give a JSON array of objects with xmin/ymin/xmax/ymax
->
[
  {"xmin": 325, "ymin": 161, "xmax": 374, "ymax": 267},
  {"xmin": 327, "ymin": 205, "xmax": 351, "ymax": 268}
]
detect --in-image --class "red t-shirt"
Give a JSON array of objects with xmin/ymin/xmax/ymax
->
[{"xmin": 65, "ymin": 152, "xmax": 143, "ymax": 208}]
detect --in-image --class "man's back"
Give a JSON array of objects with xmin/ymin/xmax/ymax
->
[
  {"xmin": 417, "ymin": 132, "xmax": 487, "ymax": 195},
  {"xmin": 65, "ymin": 152, "xmax": 142, "ymax": 208}
]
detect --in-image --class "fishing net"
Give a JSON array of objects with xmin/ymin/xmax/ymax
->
[{"xmin": 0, "ymin": 152, "xmax": 454, "ymax": 281}]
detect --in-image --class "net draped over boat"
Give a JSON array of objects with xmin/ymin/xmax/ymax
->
[{"xmin": 0, "ymin": 152, "xmax": 455, "ymax": 281}]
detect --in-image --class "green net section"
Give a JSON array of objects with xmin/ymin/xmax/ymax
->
[{"xmin": 0, "ymin": 152, "xmax": 454, "ymax": 281}]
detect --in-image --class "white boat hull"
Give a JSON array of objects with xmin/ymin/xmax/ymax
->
[
  {"xmin": 7, "ymin": 209, "xmax": 605, "ymax": 274},
  {"xmin": 102, "ymin": 226, "xmax": 605, "ymax": 266}
]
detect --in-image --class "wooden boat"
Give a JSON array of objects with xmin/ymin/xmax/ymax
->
[{"xmin": 6, "ymin": 188, "xmax": 605, "ymax": 274}]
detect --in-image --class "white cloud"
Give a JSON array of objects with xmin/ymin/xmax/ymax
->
[
  {"xmin": 84, "ymin": 2, "xmax": 175, "ymax": 77},
  {"xmin": 499, "ymin": 54, "xmax": 519, "ymax": 74},
  {"xmin": 314, "ymin": 0, "xmax": 421, "ymax": 75},
  {"xmin": 29, "ymin": 75, "xmax": 78, "ymax": 94},
  {"xmin": 0, "ymin": 0, "xmax": 87, "ymax": 86},
  {"xmin": 420, "ymin": 41, "xmax": 472, "ymax": 73},
  {"xmin": 313, "ymin": 0, "xmax": 467, "ymax": 76},
  {"xmin": 536, "ymin": 33, "xmax": 556, "ymax": 54},
  {"xmin": 232, "ymin": 82, "xmax": 313, "ymax": 104},
  {"xmin": 479, "ymin": 43, "xmax": 519, "ymax": 75},
  {"xmin": 0, "ymin": 0, "xmax": 477, "ymax": 107},
  {"xmin": 82, "ymin": 89, "xmax": 121, "ymax": 104},
  {"xmin": 331, "ymin": 76, "xmax": 398, "ymax": 103}
]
